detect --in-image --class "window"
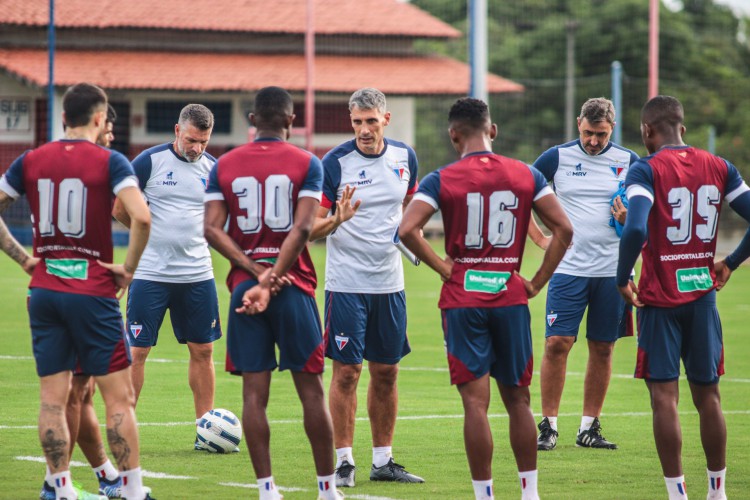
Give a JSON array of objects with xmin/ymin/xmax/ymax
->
[{"xmin": 146, "ymin": 101, "xmax": 231, "ymax": 134}]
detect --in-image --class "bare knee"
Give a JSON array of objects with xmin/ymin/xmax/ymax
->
[
  {"xmin": 332, "ymin": 363, "xmax": 363, "ymax": 392},
  {"xmin": 588, "ymin": 340, "xmax": 615, "ymax": 362},
  {"xmin": 499, "ymin": 384, "xmax": 531, "ymax": 411},
  {"xmin": 369, "ymin": 362, "xmax": 398, "ymax": 388},
  {"xmin": 544, "ymin": 336, "xmax": 575, "ymax": 359},
  {"xmin": 130, "ymin": 346, "xmax": 151, "ymax": 367},
  {"xmin": 188, "ymin": 342, "xmax": 214, "ymax": 364}
]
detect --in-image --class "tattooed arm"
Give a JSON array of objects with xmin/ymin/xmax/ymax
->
[{"xmin": 0, "ymin": 191, "xmax": 38, "ymax": 275}]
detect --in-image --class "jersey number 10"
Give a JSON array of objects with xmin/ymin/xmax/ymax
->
[
  {"xmin": 232, "ymin": 175, "xmax": 293, "ymax": 234},
  {"xmin": 37, "ymin": 178, "xmax": 87, "ymax": 238},
  {"xmin": 465, "ymin": 191, "xmax": 517, "ymax": 249}
]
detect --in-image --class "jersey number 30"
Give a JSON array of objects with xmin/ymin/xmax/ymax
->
[
  {"xmin": 465, "ymin": 191, "xmax": 517, "ymax": 248},
  {"xmin": 667, "ymin": 185, "xmax": 720, "ymax": 244},
  {"xmin": 232, "ymin": 175, "xmax": 293, "ymax": 233},
  {"xmin": 37, "ymin": 178, "xmax": 87, "ymax": 238}
]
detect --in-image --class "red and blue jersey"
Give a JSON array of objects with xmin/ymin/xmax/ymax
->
[
  {"xmin": 414, "ymin": 151, "xmax": 552, "ymax": 309},
  {"xmin": 0, "ymin": 140, "xmax": 138, "ymax": 298},
  {"xmin": 624, "ymin": 146, "xmax": 749, "ymax": 307},
  {"xmin": 204, "ymin": 138, "xmax": 323, "ymax": 297}
]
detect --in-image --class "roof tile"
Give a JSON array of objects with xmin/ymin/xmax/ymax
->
[
  {"xmin": 0, "ymin": 0, "xmax": 460, "ymax": 38},
  {"xmin": 0, "ymin": 49, "xmax": 524, "ymax": 95}
]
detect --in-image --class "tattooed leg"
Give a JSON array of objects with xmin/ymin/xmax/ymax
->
[
  {"xmin": 39, "ymin": 372, "xmax": 72, "ymax": 474},
  {"xmin": 97, "ymin": 367, "xmax": 141, "ymax": 471}
]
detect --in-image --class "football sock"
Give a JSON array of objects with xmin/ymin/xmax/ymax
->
[
  {"xmin": 120, "ymin": 467, "xmax": 146, "ymax": 500},
  {"xmin": 50, "ymin": 470, "xmax": 76, "ymax": 499},
  {"xmin": 257, "ymin": 476, "xmax": 282, "ymax": 500},
  {"xmin": 94, "ymin": 459, "xmax": 119, "ymax": 481},
  {"xmin": 664, "ymin": 475, "xmax": 688, "ymax": 499},
  {"xmin": 45, "ymin": 464, "xmax": 52, "ymax": 482},
  {"xmin": 579, "ymin": 416, "xmax": 596, "ymax": 433},
  {"xmin": 546, "ymin": 416, "xmax": 558, "ymax": 431},
  {"xmin": 317, "ymin": 473, "xmax": 338, "ymax": 500},
  {"xmin": 335, "ymin": 447, "xmax": 354, "ymax": 468},
  {"xmin": 372, "ymin": 446, "xmax": 392, "ymax": 468},
  {"xmin": 706, "ymin": 468, "xmax": 726, "ymax": 499},
  {"xmin": 519, "ymin": 469, "xmax": 539, "ymax": 500},
  {"xmin": 471, "ymin": 478, "xmax": 494, "ymax": 500}
]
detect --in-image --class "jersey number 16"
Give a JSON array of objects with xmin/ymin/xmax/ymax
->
[{"xmin": 465, "ymin": 190, "xmax": 517, "ymax": 249}]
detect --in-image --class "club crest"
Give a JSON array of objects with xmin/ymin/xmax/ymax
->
[
  {"xmin": 335, "ymin": 334, "xmax": 349, "ymax": 351},
  {"xmin": 130, "ymin": 324, "xmax": 143, "ymax": 338},
  {"xmin": 546, "ymin": 313, "xmax": 558, "ymax": 327}
]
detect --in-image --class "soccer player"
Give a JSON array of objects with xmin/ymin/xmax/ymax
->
[
  {"xmin": 399, "ymin": 97, "xmax": 572, "ymax": 500},
  {"xmin": 112, "ymin": 104, "xmax": 223, "ymax": 449},
  {"xmin": 52, "ymin": 104, "xmax": 151, "ymax": 500},
  {"xmin": 310, "ymin": 87, "xmax": 422, "ymax": 487},
  {"xmin": 530, "ymin": 98, "xmax": 639, "ymax": 451},
  {"xmin": 0, "ymin": 82, "xmax": 153, "ymax": 500},
  {"xmin": 617, "ymin": 95, "xmax": 750, "ymax": 500},
  {"xmin": 204, "ymin": 86, "xmax": 342, "ymax": 500}
]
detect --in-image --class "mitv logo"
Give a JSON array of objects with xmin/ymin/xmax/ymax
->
[{"xmin": 163, "ymin": 171, "xmax": 178, "ymax": 186}]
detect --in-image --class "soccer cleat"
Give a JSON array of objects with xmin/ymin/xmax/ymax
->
[
  {"xmin": 575, "ymin": 417, "xmax": 618, "ymax": 449},
  {"xmin": 369, "ymin": 458, "xmax": 424, "ymax": 483},
  {"xmin": 537, "ymin": 417, "xmax": 558, "ymax": 451},
  {"xmin": 73, "ymin": 480, "xmax": 108, "ymax": 500},
  {"xmin": 39, "ymin": 481, "xmax": 55, "ymax": 500},
  {"xmin": 335, "ymin": 460, "xmax": 356, "ymax": 488},
  {"xmin": 98, "ymin": 476, "xmax": 153, "ymax": 499}
]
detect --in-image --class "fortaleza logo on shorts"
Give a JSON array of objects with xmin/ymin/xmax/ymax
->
[
  {"xmin": 335, "ymin": 335, "xmax": 349, "ymax": 351},
  {"xmin": 547, "ymin": 313, "xmax": 558, "ymax": 327},
  {"xmin": 45, "ymin": 258, "xmax": 88, "ymax": 280},
  {"xmin": 463, "ymin": 270, "xmax": 510, "ymax": 294},
  {"xmin": 676, "ymin": 266, "xmax": 713, "ymax": 293},
  {"xmin": 130, "ymin": 323, "xmax": 143, "ymax": 338}
]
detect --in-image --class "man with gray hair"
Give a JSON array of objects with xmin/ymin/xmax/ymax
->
[
  {"xmin": 529, "ymin": 97, "xmax": 639, "ymax": 452},
  {"xmin": 113, "ymin": 104, "xmax": 225, "ymax": 451},
  {"xmin": 311, "ymin": 88, "xmax": 423, "ymax": 487}
]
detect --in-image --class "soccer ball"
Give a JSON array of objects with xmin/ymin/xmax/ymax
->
[{"xmin": 196, "ymin": 408, "xmax": 242, "ymax": 453}]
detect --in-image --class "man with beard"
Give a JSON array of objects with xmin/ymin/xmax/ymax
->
[{"xmin": 113, "ymin": 104, "xmax": 225, "ymax": 450}]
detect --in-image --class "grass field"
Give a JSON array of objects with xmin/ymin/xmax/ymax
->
[{"xmin": 1, "ymin": 241, "xmax": 749, "ymax": 499}]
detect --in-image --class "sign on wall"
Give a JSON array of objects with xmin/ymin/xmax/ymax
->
[{"xmin": 0, "ymin": 98, "xmax": 31, "ymax": 132}]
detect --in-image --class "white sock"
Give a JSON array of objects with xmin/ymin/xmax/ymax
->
[
  {"xmin": 45, "ymin": 464, "xmax": 52, "ymax": 483},
  {"xmin": 50, "ymin": 470, "xmax": 77, "ymax": 499},
  {"xmin": 664, "ymin": 475, "xmax": 688, "ymax": 499},
  {"xmin": 257, "ymin": 476, "xmax": 282, "ymax": 500},
  {"xmin": 317, "ymin": 473, "xmax": 338, "ymax": 500},
  {"xmin": 707, "ymin": 468, "xmax": 726, "ymax": 498},
  {"xmin": 579, "ymin": 415, "xmax": 596, "ymax": 433},
  {"xmin": 120, "ymin": 467, "xmax": 146, "ymax": 500},
  {"xmin": 471, "ymin": 478, "xmax": 494, "ymax": 499},
  {"xmin": 546, "ymin": 416, "xmax": 558, "ymax": 431},
  {"xmin": 94, "ymin": 459, "xmax": 119, "ymax": 481},
  {"xmin": 335, "ymin": 447, "xmax": 354, "ymax": 468},
  {"xmin": 372, "ymin": 446, "xmax": 392, "ymax": 468},
  {"xmin": 519, "ymin": 470, "xmax": 539, "ymax": 500}
]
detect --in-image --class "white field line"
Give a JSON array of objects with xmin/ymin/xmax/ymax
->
[
  {"xmin": 218, "ymin": 483, "xmax": 400, "ymax": 500},
  {"xmin": 14, "ymin": 456, "xmax": 197, "ymax": 479},
  {"xmin": 4, "ymin": 409, "xmax": 750, "ymax": 431},
  {"xmin": 4, "ymin": 355, "xmax": 750, "ymax": 384}
]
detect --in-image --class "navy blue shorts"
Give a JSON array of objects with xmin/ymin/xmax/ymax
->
[
  {"xmin": 324, "ymin": 291, "xmax": 410, "ymax": 365},
  {"xmin": 126, "ymin": 279, "xmax": 222, "ymax": 347},
  {"xmin": 29, "ymin": 288, "xmax": 131, "ymax": 377},
  {"xmin": 441, "ymin": 305, "xmax": 533, "ymax": 387},
  {"xmin": 635, "ymin": 291, "xmax": 723, "ymax": 384},
  {"xmin": 226, "ymin": 280, "xmax": 325, "ymax": 374},
  {"xmin": 545, "ymin": 274, "xmax": 633, "ymax": 342}
]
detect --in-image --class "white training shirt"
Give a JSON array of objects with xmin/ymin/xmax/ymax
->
[
  {"xmin": 131, "ymin": 143, "xmax": 215, "ymax": 283},
  {"xmin": 321, "ymin": 138, "xmax": 419, "ymax": 293},
  {"xmin": 533, "ymin": 139, "xmax": 639, "ymax": 277}
]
